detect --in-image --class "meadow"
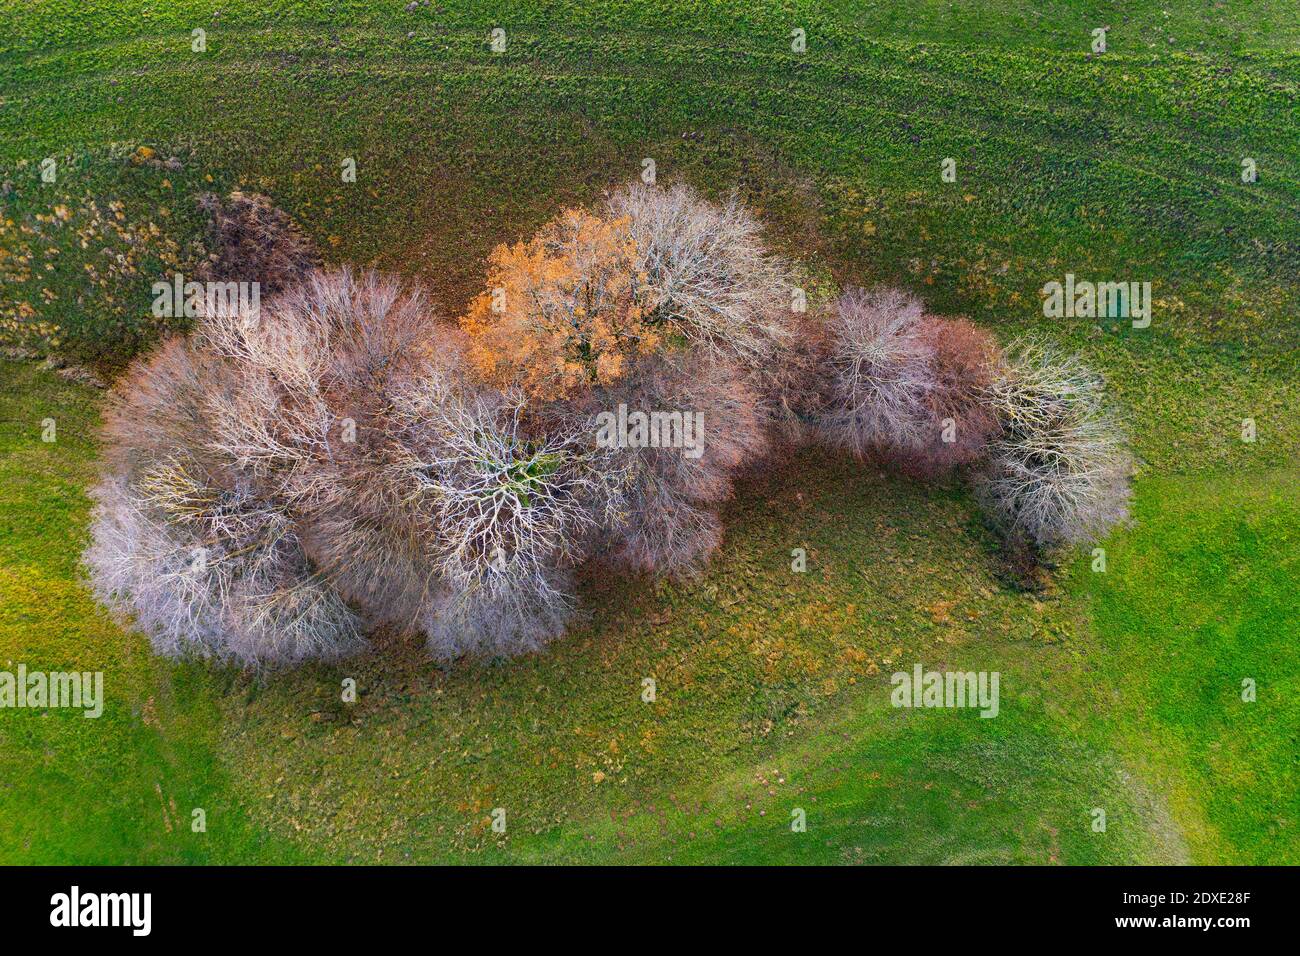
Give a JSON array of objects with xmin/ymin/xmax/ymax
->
[{"xmin": 0, "ymin": 1, "xmax": 1296, "ymax": 864}]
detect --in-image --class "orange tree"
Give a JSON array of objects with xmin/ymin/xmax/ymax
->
[{"xmin": 460, "ymin": 208, "xmax": 663, "ymax": 400}]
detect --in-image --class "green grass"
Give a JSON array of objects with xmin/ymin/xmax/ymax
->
[
  {"xmin": 2, "ymin": 358, "xmax": 1294, "ymax": 863},
  {"xmin": 0, "ymin": 0, "xmax": 1296, "ymax": 864},
  {"xmin": 0, "ymin": 360, "xmax": 306, "ymax": 862},
  {"xmin": 0, "ymin": 143, "xmax": 213, "ymax": 367},
  {"xmin": 1074, "ymin": 469, "xmax": 1300, "ymax": 862}
]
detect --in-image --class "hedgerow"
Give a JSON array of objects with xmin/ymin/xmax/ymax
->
[{"xmin": 86, "ymin": 182, "xmax": 1132, "ymax": 666}]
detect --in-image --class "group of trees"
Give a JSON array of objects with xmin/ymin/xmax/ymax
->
[{"xmin": 86, "ymin": 183, "xmax": 1130, "ymax": 666}]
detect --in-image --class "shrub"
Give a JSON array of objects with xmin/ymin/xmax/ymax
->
[
  {"xmin": 813, "ymin": 286, "xmax": 935, "ymax": 460},
  {"xmin": 557, "ymin": 348, "xmax": 769, "ymax": 577},
  {"xmin": 188, "ymin": 270, "xmax": 415, "ymax": 507},
  {"xmin": 85, "ymin": 470, "xmax": 364, "ymax": 667},
  {"xmin": 460, "ymin": 207, "xmax": 662, "ymax": 400},
  {"xmin": 386, "ymin": 371, "xmax": 614, "ymax": 656},
  {"xmin": 97, "ymin": 333, "xmax": 235, "ymax": 482},
  {"xmin": 196, "ymin": 190, "xmax": 319, "ymax": 296},
  {"xmin": 85, "ymin": 185, "xmax": 1136, "ymax": 665},
  {"xmin": 975, "ymin": 339, "xmax": 1131, "ymax": 558},
  {"xmin": 88, "ymin": 268, "xmax": 436, "ymax": 665},
  {"xmin": 605, "ymin": 182, "xmax": 795, "ymax": 370},
  {"xmin": 900, "ymin": 316, "xmax": 1003, "ymax": 478},
  {"xmin": 455, "ymin": 183, "xmax": 788, "ymax": 582}
]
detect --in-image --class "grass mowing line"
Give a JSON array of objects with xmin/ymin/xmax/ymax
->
[
  {"xmin": 5, "ymin": 76, "xmax": 1294, "ymax": 379},
  {"xmin": 6, "ymin": 40, "xmax": 1293, "ymax": 247},
  {"xmin": 3, "ymin": 12, "xmax": 1295, "ymax": 137},
  {"xmin": 7, "ymin": 26, "xmax": 1289, "ymax": 230},
  {"xmin": 5, "ymin": 24, "xmax": 1295, "ymax": 163},
  {"xmin": 508, "ymin": 673, "xmax": 1187, "ymax": 865},
  {"xmin": 3, "ymin": 0, "xmax": 1297, "ymax": 60},
  {"xmin": 6, "ymin": 53, "xmax": 1293, "ymax": 265}
]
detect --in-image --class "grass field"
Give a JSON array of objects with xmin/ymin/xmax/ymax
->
[{"xmin": 1, "ymin": 1, "xmax": 1296, "ymax": 864}]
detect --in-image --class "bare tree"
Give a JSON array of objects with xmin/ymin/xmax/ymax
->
[
  {"xmin": 901, "ymin": 315, "xmax": 1004, "ymax": 478},
  {"xmin": 606, "ymin": 181, "xmax": 796, "ymax": 371},
  {"xmin": 85, "ymin": 469, "xmax": 364, "ymax": 667},
  {"xmin": 387, "ymin": 367, "xmax": 619, "ymax": 657},
  {"xmin": 814, "ymin": 286, "xmax": 935, "ymax": 459},
  {"xmin": 976, "ymin": 339, "xmax": 1131, "ymax": 559},
  {"xmin": 552, "ymin": 348, "xmax": 768, "ymax": 577}
]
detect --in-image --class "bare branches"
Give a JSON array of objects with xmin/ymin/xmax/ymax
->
[
  {"xmin": 388, "ymin": 375, "xmax": 607, "ymax": 655},
  {"xmin": 86, "ymin": 191, "xmax": 1136, "ymax": 667},
  {"xmin": 564, "ymin": 349, "xmax": 768, "ymax": 578},
  {"xmin": 902, "ymin": 316, "xmax": 1003, "ymax": 478},
  {"xmin": 607, "ymin": 182, "xmax": 795, "ymax": 370},
  {"xmin": 976, "ymin": 339, "xmax": 1131, "ymax": 557},
  {"xmin": 85, "ymin": 472, "xmax": 364, "ymax": 667},
  {"xmin": 85, "ymin": 268, "xmax": 430, "ymax": 667},
  {"xmin": 814, "ymin": 286, "xmax": 935, "ymax": 459},
  {"xmin": 196, "ymin": 190, "xmax": 319, "ymax": 295}
]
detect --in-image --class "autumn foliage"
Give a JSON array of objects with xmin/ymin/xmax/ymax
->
[{"xmin": 460, "ymin": 208, "xmax": 662, "ymax": 400}]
